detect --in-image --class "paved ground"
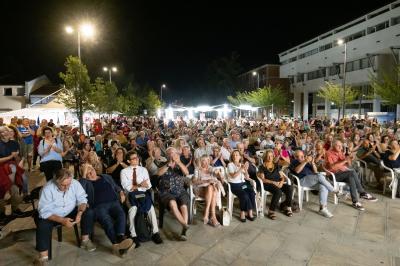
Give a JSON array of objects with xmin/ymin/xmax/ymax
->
[{"xmin": 1, "ymin": 169, "xmax": 400, "ymax": 266}]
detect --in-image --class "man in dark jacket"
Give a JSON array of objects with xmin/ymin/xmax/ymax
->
[{"xmin": 79, "ymin": 165, "xmax": 133, "ymax": 257}]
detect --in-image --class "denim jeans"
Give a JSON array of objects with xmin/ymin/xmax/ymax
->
[
  {"xmin": 335, "ymin": 169, "xmax": 365, "ymax": 203},
  {"xmin": 94, "ymin": 200, "xmax": 126, "ymax": 244},
  {"xmin": 301, "ymin": 173, "xmax": 334, "ymax": 206}
]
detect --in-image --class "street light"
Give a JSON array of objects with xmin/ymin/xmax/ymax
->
[
  {"xmin": 160, "ymin": 84, "xmax": 166, "ymax": 102},
  {"xmin": 252, "ymin": 71, "xmax": 260, "ymax": 89},
  {"xmin": 337, "ymin": 38, "xmax": 347, "ymax": 119},
  {"xmin": 65, "ymin": 22, "xmax": 95, "ymax": 59},
  {"xmin": 103, "ymin": 66, "xmax": 117, "ymax": 82}
]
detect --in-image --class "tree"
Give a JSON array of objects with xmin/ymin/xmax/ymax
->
[
  {"xmin": 227, "ymin": 91, "xmax": 250, "ymax": 106},
  {"xmin": 317, "ymin": 81, "xmax": 358, "ymax": 120},
  {"xmin": 207, "ymin": 51, "xmax": 243, "ymax": 97},
  {"xmin": 58, "ymin": 56, "xmax": 92, "ymax": 133},
  {"xmin": 143, "ymin": 90, "xmax": 162, "ymax": 116},
  {"xmin": 370, "ymin": 65, "xmax": 400, "ymax": 119},
  {"xmin": 116, "ymin": 82, "xmax": 142, "ymax": 116},
  {"xmin": 90, "ymin": 78, "xmax": 119, "ymax": 116}
]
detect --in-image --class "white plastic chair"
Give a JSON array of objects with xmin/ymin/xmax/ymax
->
[
  {"xmin": 189, "ymin": 168, "xmax": 223, "ymax": 218},
  {"xmin": 354, "ymin": 158, "xmax": 373, "ymax": 184},
  {"xmin": 256, "ymin": 150, "xmax": 266, "ymax": 165},
  {"xmin": 289, "ymin": 172, "xmax": 314, "ymax": 211},
  {"xmin": 225, "ymin": 168, "xmax": 259, "ymax": 219},
  {"xmin": 324, "ymin": 170, "xmax": 346, "ymax": 204},
  {"xmin": 380, "ymin": 160, "xmax": 399, "ymax": 199}
]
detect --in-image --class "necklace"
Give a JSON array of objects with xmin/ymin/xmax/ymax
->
[{"xmin": 265, "ymin": 163, "xmax": 274, "ymax": 172}]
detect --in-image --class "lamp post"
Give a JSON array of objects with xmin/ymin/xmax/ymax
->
[
  {"xmin": 65, "ymin": 23, "xmax": 95, "ymax": 60},
  {"xmin": 252, "ymin": 71, "xmax": 260, "ymax": 89},
  {"xmin": 337, "ymin": 39, "xmax": 347, "ymax": 119},
  {"xmin": 103, "ymin": 66, "xmax": 117, "ymax": 82},
  {"xmin": 160, "ymin": 84, "xmax": 166, "ymax": 102}
]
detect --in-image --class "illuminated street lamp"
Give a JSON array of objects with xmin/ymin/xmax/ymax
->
[
  {"xmin": 65, "ymin": 22, "xmax": 95, "ymax": 59},
  {"xmin": 252, "ymin": 71, "xmax": 260, "ymax": 89},
  {"xmin": 337, "ymin": 38, "xmax": 347, "ymax": 119},
  {"xmin": 103, "ymin": 66, "xmax": 117, "ymax": 82},
  {"xmin": 160, "ymin": 84, "xmax": 166, "ymax": 102}
]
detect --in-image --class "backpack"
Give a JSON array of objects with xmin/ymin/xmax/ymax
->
[{"xmin": 134, "ymin": 211, "xmax": 153, "ymax": 242}]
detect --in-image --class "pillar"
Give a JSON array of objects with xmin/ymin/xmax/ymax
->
[
  {"xmin": 293, "ymin": 92, "xmax": 301, "ymax": 119},
  {"xmin": 303, "ymin": 91, "xmax": 309, "ymax": 121}
]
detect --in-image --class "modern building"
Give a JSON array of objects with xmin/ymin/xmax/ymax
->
[
  {"xmin": 278, "ymin": 1, "xmax": 400, "ymax": 120},
  {"xmin": 0, "ymin": 75, "xmax": 61, "ymax": 113}
]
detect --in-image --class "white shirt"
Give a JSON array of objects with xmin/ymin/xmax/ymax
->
[
  {"xmin": 227, "ymin": 162, "xmax": 246, "ymax": 184},
  {"xmin": 120, "ymin": 165, "xmax": 151, "ymax": 192},
  {"xmin": 38, "ymin": 179, "xmax": 87, "ymax": 219},
  {"xmin": 194, "ymin": 147, "xmax": 209, "ymax": 161},
  {"xmin": 220, "ymin": 146, "xmax": 231, "ymax": 161}
]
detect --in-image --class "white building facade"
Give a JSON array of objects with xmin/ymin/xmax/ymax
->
[{"xmin": 279, "ymin": 1, "xmax": 400, "ymax": 120}]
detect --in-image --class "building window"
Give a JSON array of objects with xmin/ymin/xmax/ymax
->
[
  {"xmin": 297, "ymin": 73, "xmax": 304, "ymax": 83},
  {"xmin": 289, "ymin": 56, "xmax": 297, "ymax": 63},
  {"xmin": 4, "ymin": 88, "xmax": 12, "ymax": 96},
  {"xmin": 391, "ymin": 16, "xmax": 400, "ymax": 26},
  {"xmin": 345, "ymin": 30, "xmax": 366, "ymax": 42},
  {"xmin": 319, "ymin": 43, "xmax": 333, "ymax": 52},
  {"xmin": 367, "ymin": 20, "xmax": 389, "ymax": 34},
  {"xmin": 329, "ymin": 65, "xmax": 340, "ymax": 76}
]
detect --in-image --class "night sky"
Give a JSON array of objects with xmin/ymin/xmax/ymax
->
[{"xmin": 0, "ymin": 0, "xmax": 395, "ymax": 104}]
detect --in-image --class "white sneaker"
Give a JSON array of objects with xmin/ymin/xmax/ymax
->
[{"xmin": 319, "ymin": 208, "xmax": 333, "ymax": 218}]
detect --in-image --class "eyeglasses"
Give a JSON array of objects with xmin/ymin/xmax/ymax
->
[{"xmin": 130, "ymin": 156, "xmax": 139, "ymax": 160}]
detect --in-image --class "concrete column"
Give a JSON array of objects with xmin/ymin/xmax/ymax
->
[
  {"xmin": 373, "ymin": 96, "xmax": 381, "ymax": 112},
  {"xmin": 293, "ymin": 92, "xmax": 301, "ymax": 119},
  {"xmin": 324, "ymin": 98, "xmax": 331, "ymax": 118},
  {"xmin": 303, "ymin": 91, "xmax": 309, "ymax": 121}
]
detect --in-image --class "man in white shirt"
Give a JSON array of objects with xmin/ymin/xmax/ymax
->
[
  {"xmin": 120, "ymin": 151, "xmax": 163, "ymax": 248},
  {"xmin": 34, "ymin": 169, "xmax": 95, "ymax": 265},
  {"xmin": 220, "ymin": 138, "xmax": 232, "ymax": 162}
]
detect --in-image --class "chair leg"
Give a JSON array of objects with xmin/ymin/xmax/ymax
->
[
  {"xmin": 48, "ymin": 233, "xmax": 52, "ymax": 260},
  {"xmin": 298, "ymin": 189, "xmax": 303, "ymax": 211},
  {"xmin": 57, "ymin": 226, "xmax": 62, "ymax": 242},
  {"xmin": 73, "ymin": 224, "xmax": 81, "ymax": 247},
  {"xmin": 159, "ymin": 205, "xmax": 165, "ymax": 229},
  {"xmin": 305, "ymin": 190, "xmax": 309, "ymax": 202},
  {"xmin": 392, "ymin": 178, "xmax": 398, "ymax": 200}
]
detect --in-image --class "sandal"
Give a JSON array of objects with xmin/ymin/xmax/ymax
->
[
  {"xmin": 267, "ymin": 212, "xmax": 277, "ymax": 220},
  {"xmin": 285, "ymin": 209, "xmax": 293, "ymax": 217}
]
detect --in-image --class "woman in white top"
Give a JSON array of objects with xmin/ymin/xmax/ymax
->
[
  {"xmin": 192, "ymin": 155, "xmax": 224, "ymax": 227},
  {"xmin": 227, "ymin": 150, "xmax": 256, "ymax": 223}
]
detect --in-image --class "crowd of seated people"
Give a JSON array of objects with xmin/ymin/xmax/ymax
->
[{"xmin": 2, "ymin": 115, "xmax": 400, "ymax": 265}]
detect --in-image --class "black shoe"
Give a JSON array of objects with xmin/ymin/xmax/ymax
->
[
  {"xmin": 246, "ymin": 215, "xmax": 256, "ymax": 221},
  {"xmin": 152, "ymin": 233, "xmax": 163, "ymax": 244},
  {"xmin": 132, "ymin": 237, "xmax": 141, "ymax": 248},
  {"xmin": 0, "ymin": 213, "xmax": 11, "ymax": 226},
  {"xmin": 11, "ymin": 209, "xmax": 29, "ymax": 218},
  {"xmin": 240, "ymin": 217, "xmax": 246, "ymax": 223}
]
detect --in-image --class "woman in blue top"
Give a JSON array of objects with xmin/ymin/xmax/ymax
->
[{"xmin": 38, "ymin": 127, "xmax": 63, "ymax": 181}]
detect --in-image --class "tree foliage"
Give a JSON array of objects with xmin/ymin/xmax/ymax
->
[
  {"xmin": 90, "ymin": 78, "xmax": 119, "ymax": 115},
  {"xmin": 143, "ymin": 90, "xmax": 162, "ymax": 115},
  {"xmin": 370, "ymin": 65, "xmax": 400, "ymax": 105},
  {"xmin": 227, "ymin": 86, "xmax": 287, "ymax": 108},
  {"xmin": 58, "ymin": 56, "xmax": 92, "ymax": 132},
  {"xmin": 207, "ymin": 51, "xmax": 243, "ymax": 96},
  {"xmin": 317, "ymin": 81, "xmax": 358, "ymax": 119}
]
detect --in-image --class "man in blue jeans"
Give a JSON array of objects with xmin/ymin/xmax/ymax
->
[
  {"xmin": 290, "ymin": 150, "xmax": 337, "ymax": 218},
  {"xmin": 80, "ymin": 165, "xmax": 133, "ymax": 257},
  {"xmin": 35, "ymin": 169, "xmax": 95, "ymax": 266}
]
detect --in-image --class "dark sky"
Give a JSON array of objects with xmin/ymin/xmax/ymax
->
[{"xmin": 0, "ymin": 0, "xmax": 396, "ymax": 103}]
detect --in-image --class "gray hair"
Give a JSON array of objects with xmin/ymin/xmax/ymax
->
[{"xmin": 54, "ymin": 168, "xmax": 73, "ymax": 183}]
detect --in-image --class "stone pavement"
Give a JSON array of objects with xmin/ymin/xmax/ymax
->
[{"xmin": 1, "ymin": 169, "xmax": 400, "ymax": 266}]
